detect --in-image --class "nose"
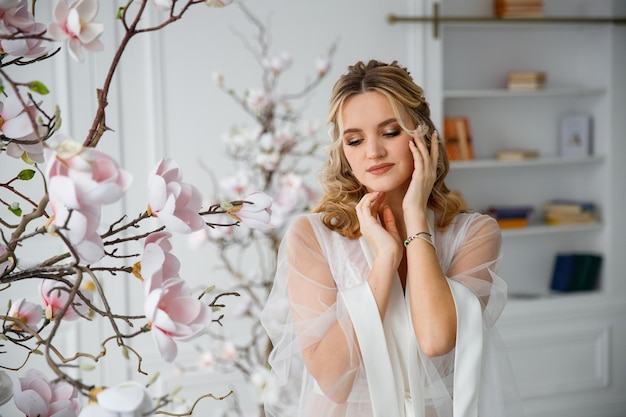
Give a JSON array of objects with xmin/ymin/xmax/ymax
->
[{"xmin": 366, "ymin": 138, "xmax": 385, "ymax": 159}]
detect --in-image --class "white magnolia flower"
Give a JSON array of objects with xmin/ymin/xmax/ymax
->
[{"xmin": 0, "ymin": 370, "xmax": 13, "ymax": 406}]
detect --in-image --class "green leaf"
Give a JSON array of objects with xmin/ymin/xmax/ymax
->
[
  {"xmin": 116, "ymin": 7, "xmax": 125, "ymax": 19},
  {"xmin": 18, "ymin": 169, "xmax": 36, "ymax": 180},
  {"xmin": 8, "ymin": 205, "xmax": 22, "ymax": 217},
  {"xmin": 28, "ymin": 81, "xmax": 49, "ymax": 95}
]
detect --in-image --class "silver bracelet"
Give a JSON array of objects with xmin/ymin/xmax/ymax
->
[{"xmin": 403, "ymin": 231, "xmax": 432, "ymax": 247}]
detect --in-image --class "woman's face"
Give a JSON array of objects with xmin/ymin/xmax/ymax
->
[{"xmin": 340, "ymin": 91, "xmax": 415, "ymax": 194}]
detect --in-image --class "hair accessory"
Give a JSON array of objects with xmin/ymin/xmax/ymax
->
[{"xmin": 404, "ymin": 231, "xmax": 434, "ymax": 248}]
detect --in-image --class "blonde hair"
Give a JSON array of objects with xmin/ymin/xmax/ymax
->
[{"xmin": 312, "ymin": 60, "xmax": 465, "ymax": 238}]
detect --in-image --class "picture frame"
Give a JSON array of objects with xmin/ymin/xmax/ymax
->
[{"xmin": 559, "ymin": 114, "xmax": 593, "ymax": 157}]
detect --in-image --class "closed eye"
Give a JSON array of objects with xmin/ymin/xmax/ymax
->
[
  {"xmin": 345, "ymin": 137, "xmax": 363, "ymax": 146},
  {"xmin": 382, "ymin": 130, "xmax": 401, "ymax": 138}
]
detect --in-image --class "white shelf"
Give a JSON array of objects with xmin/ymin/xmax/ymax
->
[
  {"xmin": 443, "ymin": 86, "xmax": 606, "ymax": 99},
  {"xmin": 500, "ymin": 222, "xmax": 602, "ymax": 238},
  {"xmin": 450, "ymin": 155, "xmax": 605, "ymax": 170}
]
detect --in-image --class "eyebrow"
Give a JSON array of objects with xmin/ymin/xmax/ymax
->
[{"xmin": 342, "ymin": 118, "xmax": 398, "ymax": 136}]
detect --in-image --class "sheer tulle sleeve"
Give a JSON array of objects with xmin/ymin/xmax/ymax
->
[
  {"xmin": 261, "ymin": 216, "xmax": 371, "ymax": 417},
  {"xmin": 437, "ymin": 213, "xmax": 523, "ymax": 417},
  {"xmin": 439, "ymin": 213, "xmax": 507, "ymax": 328}
]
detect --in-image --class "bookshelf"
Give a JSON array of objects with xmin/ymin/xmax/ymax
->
[{"xmin": 397, "ymin": 1, "xmax": 626, "ymax": 415}]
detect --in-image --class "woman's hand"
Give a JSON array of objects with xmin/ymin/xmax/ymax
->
[
  {"xmin": 356, "ymin": 192, "xmax": 403, "ymax": 268},
  {"xmin": 403, "ymin": 131, "xmax": 439, "ymax": 215}
]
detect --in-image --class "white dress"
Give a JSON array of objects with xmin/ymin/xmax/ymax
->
[{"xmin": 260, "ymin": 212, "xmax": 523, "ymax": 417}]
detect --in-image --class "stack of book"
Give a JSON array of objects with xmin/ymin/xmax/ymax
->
[
  {"xmin": 488, "ymin": 205, "xmax": 534, "ymax": 228},
  {"xmin": 494, "ymin": 0, "xmax": 544, "ymax": 18},
  {"xmin": 550, "ymin": 252, "xmax": 602, "ymax": 292},
  {"xmin": 544, "ymin": 199, "xmax": 597, "ymax": 225},
  {"xmin": 507, "ymin": 71, "xmax": 546, "ymax": 91},
  {"xmin": 495, "ymin": 148, "xmax": 540, "ymax": 161}
]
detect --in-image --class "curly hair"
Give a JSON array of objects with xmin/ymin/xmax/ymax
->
[{"xmin": 312, "ymin": 60, "xmax": 466, "ymax": 238}]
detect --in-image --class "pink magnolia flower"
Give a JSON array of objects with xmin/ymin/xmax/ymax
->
[
  {"xmin": 78, "ymin": 381, "xmax": 153, "ymax": 417},
  {"xmin": 46, "ymin": 137, "xmax": 133, "ymax": 209},
  {"xmin": 211, "ymin": 71, "xmax": 224, "ymax": 85},
  {"xmin": 269, "ymin": 173, "xmax": 318, "ymax": 228},
  {"xmin": 219, "ymin": 168, "xmax": 253, "ymax": 197},
  {"xmin": 204, "ymin": 0, "xmax": 233, "ymax": 7},
  {"xmin": 218, "ymin": 340, "xmax": 237, "ymax": 365},
  {"xmin": 148, "ymin": 158, "xmax": 205, "ymax": 234},
  {"xmin": 262, "ymin": 52, "xmax": 292, "ymax": 74},
  {"xmin": 197, "ymin": 349, "xmax": 215, "ymax": 370},
  {"xmin": 0, "ymin": 0, "xmax": 47, "ymax": 57},
  {"xmin": 39, "ymin": 277, "xmax": 93, "ymax": 321},
  {"xmin": 47, "ymin": 200, "xmax": 104, "ymax": 264},
  {"xmin": 245, "ymin": 89, "xmax": 275, "ymax": 115},
  {"xmin": 138, "ymin": 231, "xmax": 181, "ymax": 293},
  {"xmin": 12, "ymin": 369, "xmax": 81, "ymax": 417},
  {"xmin": 144, "ymin": 277, "xmax": 212, "ymax": 362},
  {"xmin": 0, "ymin": 94, "xmax": 45, "ymax": 163},
  {"xmin": 226, "ymin": 191, "xmax": 273, "ymax": 230},
  {"xmin": 134, "ymin": 0, "xmax": 172, "ymax": 11},
  {"xmin": 7, "ymin": 298, "xmax": 43, "ymax": 330},
  {"xmin": 316, "ymin": 56, "xmax": 331, "ymax": 76},
  {"xmin": 255, "ymin": 150, "xmax": 280, "ymax": 172},
  {"xmin": 47, "ymin": 0, "xmax": 104, "ymax": 63}
]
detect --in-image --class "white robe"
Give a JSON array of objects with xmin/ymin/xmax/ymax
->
[{"xmin": 261, "ymin": 212, "xmax": 523, "ymax": 417}]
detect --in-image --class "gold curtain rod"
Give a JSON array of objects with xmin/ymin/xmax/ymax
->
[{"xmin": 388, "ymin": 4, "xmax": 626, "ymax": 38}]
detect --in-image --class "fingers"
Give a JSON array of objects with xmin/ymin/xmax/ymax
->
[
  {"xmin": 409, "ymin": 131, "xmax": 439, "ymax": 172},
  {"xmin": 381, "ymin": 205, "xmax": 400, "ymax": 240},
  {"xmin": 430, "ymin": 131, "xmax": 439, "ymax": 167},
  {"xmin": 356, "ymin": 192, "xmax": 384, "ymax": 221}
]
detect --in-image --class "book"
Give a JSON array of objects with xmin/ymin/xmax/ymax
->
[
  {"xmin": 544, "ymin": 199, "xmax": 597, "ymax": 224},
  {"xmin": 495, "ymin": 217, "xmax": 528, "ymax": 228},
  {"xmin": 545, "ymin": 212, "xmax": 597, "ymax": 225},
  {"xmin": 544, "ymin": 200, "xmax": 595, "ymax": 214},
  {"xmin": 494, "ymin": 0, "xmax": 544, "ymax": 18},
  {"xmin": 488, "ymin": 205, "xmax": 534, "ymax": 219},
  {"xmin": 550, "ymin": 254, "xmax": 576, "ymax": 292},
  {"xmin": 507, "ymin": 71, "xmax": 546, "ymax": 91},
  {"xmin": 507, "ymin": 71, "xmax": 546, "ymax": 82},
  {"xmin": 488, "ymin": 205, "xmax": 533, "ymax": 229},
  {"xmin": 495, "ymin": 149, "xmax": 540, "ymax": 160},
  {"xmin": 443, "ymin": 117, "xmax": 474, "ymax": 161},
  {"xmin": 571, "ymin": 254, "xmax": 603, "ymax": 291},
  {"xmin": 550, "ymin": 253, "xmax": 602, "ymax": 292}
]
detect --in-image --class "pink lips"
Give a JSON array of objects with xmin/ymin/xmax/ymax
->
[{"xmin": 367, "ymin": 163, "xmax": 394, "ymax": 175}]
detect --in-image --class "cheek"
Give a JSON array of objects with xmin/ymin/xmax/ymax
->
[{"xmin": 342, "ymin": 146, "xmax": 357, "ymax": 167}]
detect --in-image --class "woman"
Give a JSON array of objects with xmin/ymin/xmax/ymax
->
[{"xmin": 261, "ymin": 60, "xmax": 522, "ymax": 417}]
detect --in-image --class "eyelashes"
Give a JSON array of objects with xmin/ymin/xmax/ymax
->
[{"xmin": 344, "ymin": 130, "xmax": 401, "ymax": 146}]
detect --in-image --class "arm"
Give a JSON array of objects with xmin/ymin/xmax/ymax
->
[
  {"xmin": 404, "ymin": 210, "xmax": 457, "ymax": 357},
  {"xmin": 286, "ymin": 216, "xmax": 361, "ymax": 404},
  {"xmin": 402, "ymin": 131, "xmax": 458, "ymax": 357}
]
